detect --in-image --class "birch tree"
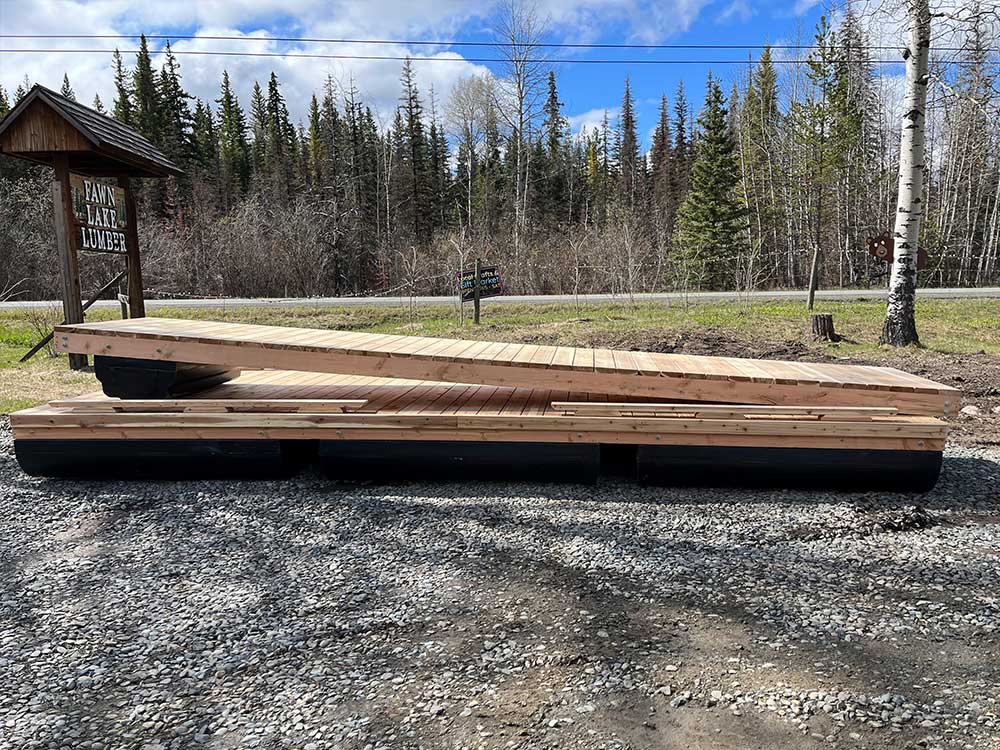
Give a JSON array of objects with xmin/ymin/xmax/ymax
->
[{"xmin": 881, "ymin": 0, "xmax": 931, "ymax": 346}]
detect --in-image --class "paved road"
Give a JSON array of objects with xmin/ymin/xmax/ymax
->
[{"xmin": 2, "ymin": 287, "xmax": 998, "ymax": 310}]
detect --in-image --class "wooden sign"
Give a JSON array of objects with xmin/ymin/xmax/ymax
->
[
  {"xmin": 866, "ymin": 231, "xmax": 927, "ymax": 269},
  {"xmin": 459, "ymin": 265, "xmax": 503, "ymax": 302},
  {"xmin": 69, "ymin": 174, "xmax": 129, "ymax": 254}
]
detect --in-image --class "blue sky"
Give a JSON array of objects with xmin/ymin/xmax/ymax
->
[{"xmin": 0, "ymin": 0, "xmax": 901, "ymax": 148}]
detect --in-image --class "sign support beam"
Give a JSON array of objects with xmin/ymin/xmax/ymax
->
[
  {"xmin": 52, "ymin": 154, "xmax": 87, "ymax": 370},
  {"xmin": 119, "ymin": 176, "xmax": 145, "ymax": 318}
]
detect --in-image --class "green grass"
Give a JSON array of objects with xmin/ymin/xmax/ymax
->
[{"xmin": 2, "ymin": 297, "xmax": 998, "ymax": 414}]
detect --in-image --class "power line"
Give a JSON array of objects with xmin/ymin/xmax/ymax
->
[
  {"xmin": 1, "ymin": 33, "xmax": 996, "ymax": 54},
  {"xmin": 1, "ymin": 48, "xmax": 976, "ymax": 65}
]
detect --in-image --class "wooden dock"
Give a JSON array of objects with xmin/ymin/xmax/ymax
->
[
  {"xmin": 9, "ymin": 318, "xmax": 959, "ymax": 490},
  {"xmin": 52, "ymin": 318, "xmax": 958, "ymax": 415}
]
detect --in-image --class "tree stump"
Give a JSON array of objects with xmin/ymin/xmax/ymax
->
[{"xmin": 811, "ymin": 313, "xmax": 838, "ymax": 342}]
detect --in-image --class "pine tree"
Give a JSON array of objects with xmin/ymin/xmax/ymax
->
[
  {"xmin": 427, "ymin": 88, "xmax": 450, "ymax": 230},
  {"xmin": 398, "ymin": 58, "xmax": 430, "ymax": 239},
  {"xmin": 14, "ymin": 75, "xmax": 31, "ymax": 102},
  {"xmin": 264, "ymin": 72, "xmax": 295, "ymax": 199},
  {"xmin": 157, "ymin": 43, "xmax": 193, "ymax": 166},
  {"xmin": 307, "ymin": 93, "xmax": 324, "ymax": 190},
  {"xmin": 670, "ymin": 81, "xmax": 691, "ymax": 212},
  {"xmin": 190, "ymin": 98, "xmax": 218, "ymax": 177},
  {"xmin": 248, "ymin": 81, "xmax": 268, "ymax": 177},
  {"xmin": 92, "ymin": 94, "xmax": 105, "ymax": 113},
  {"xmin": 541, "ymin": 71, "xmax": 568, "ymax": 221},
  {"xmin": 132, "ymin": 35, "xmax": 161, "ymax": 143},
  {"xmin": 674, "ymin": 74, "xmax": 746, "ymax": 289},
  {"xmin": 60, "ymin": 73, "xmax": 76, "ymax": 101},
  {"xmin": 112, "ymin": 49, "xmax": 133, "ymax": 125},
  {"xmin": 0, "ymin": 86, "xmax": 9, "ymax": 118},
  {"xmin": 650, "ymin": 94, "xmax": 672, "ymax": 218},
  {"xmin": 217, "ymin": 70, "xmax": 251, "ymax": 201},
  {"xmin": 614, "ymin": 76, "xmax": 641, "ymax": 210},
  {"xmin": 319, "ymin": 75, "xmax": 341, "ymax": 189}
]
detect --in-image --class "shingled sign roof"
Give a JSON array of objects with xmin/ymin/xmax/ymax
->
[{"xmin": 0, "ymin": 84, "xmax": 182, "ymax": 178}]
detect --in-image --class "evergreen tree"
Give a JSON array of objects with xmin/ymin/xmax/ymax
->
[
  {"xmin": 190, "ymin": 98, "xmax": 218, "ymax": 177},
  {"xmin": 541, "ymin": 71, "xmax": 568, "ymax": 221},
  {"xmin": 319, "ymin": 75, "xmax": 341, "ymax": 188},
  {"xmin": 60, "ymin": 73, "xmax": 75, "ymax": 101},
  {"xmin": 217, "ymin": 70, "xmax": 251, "ymax": 201},
  {"xmin": 132, "ymin": 35, "xmax": 161, "ymax": 143},
  {"xmin": 307, "ymin": 93, "xmax": 324, "ymax": 190},
  {"xmin": 248, "ymin": 81, "xmax": 268, "ymax": 177},
  {"xmin": 0, "ymin": 86, "xmax": 9, "ymax": 118},
  {"xmin": 674, "ymin": 74, "xmax": 746, "ymax": 288},
  {"xmin": 427, "ymin": 88, "xmax": 450, "ymax": 230},
  {"xmin": 398, "ymin": 58, "xmax": 430, "ymax": 239},
  {"xmin": 614, "ymin": 76, "xmax": 641, "ymax": 210},
  {"xmin": 111, "ymin": 49, "xmax": 133, "ymax": 125},
  {"xmin": 670, "ymin": 81, "xmax": 691, "ymax": 211},
  {"xmin": 264, "ymin": 72, "xmax": 295, "ymax": 199},
  {"xmin": 157, "ymin": 43, "xmax": 194, "ymax": 166},
  {"xmin": 92, "ymin": 94, "xmax": 105, "ymax": 113},
  {"xmin": 650, "ymin": 94, "xmax": 672, "ymax": 216}
]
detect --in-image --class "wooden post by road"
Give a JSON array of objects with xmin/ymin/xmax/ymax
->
[
  {"xmin": 473, "ymin": 257, "xmax": 482, "ymax": 325},
  {"xmin": 119, "ymin": 176, "xmax": 145, "ymax": 318},
  {"xmin": 52, "ymin": 154, "xmax": 87, "ymax": 370}
]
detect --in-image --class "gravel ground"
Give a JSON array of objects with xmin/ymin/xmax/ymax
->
[{"xmin": 1, "ymin": 419, "xmax": 998, "ymax": 750}]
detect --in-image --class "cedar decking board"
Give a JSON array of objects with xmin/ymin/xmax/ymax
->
[
  {"xmin": 12, "ymin": 370, "xmax": 947, "ymax": 452},
  {"xmin": 52, "ymin": 318, "xmax": 959, "ymax": 415}
]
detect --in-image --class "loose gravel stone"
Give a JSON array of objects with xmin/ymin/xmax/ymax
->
[{"xmin": 0, "ymin": 418, "xmax": 998, "ymax": 749}]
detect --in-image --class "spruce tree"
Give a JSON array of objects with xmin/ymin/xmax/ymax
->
[
  {"xmin": 541, "ymin": 71, "xmax": 568, "ymax": 221},
  {"xmin": 319, "ymin": 75, "xmax": 341, "ymax": 188},
  {"xmin": 674, "ymin": 74, "xmax": 746, "ymax": 289},
  {"xmin": 190, "ymin": 98, "xmax": 218, "ymax": 177},
  {"xmin": 60, "ymin": 73, "xmax": 75, "ymax": 101},
  {"xmin": 670, "ymin": 81, "xmax": 691, "ymax": 209},
  {"xmin": 248, "ymin": 81, "xmax": 268, "ymax": 178},
  {"xmin": 307, "ymin": 93, "xmax": 324, "ymax": 190},
  {"xmin": 112, "ymin": 49, "xmax": 133, "ymax": 125},
  {"xmin": 650, "ymin": 94, "xmax": 672, "ymax": 216},
  {"xmin": 0, "ymin": 86, "xmax": 9, "ymax": 118},
  {"xmin": 217, "ymin": 70, "xmax": 251, "ymax": 201},
  {"xmin": 132, "ymin": 35, "xmax": 161, "ymax": 143},
  {"xmin": 614, "ymin": 76, "xmax": 641, "ymax": 210},
  {"xmin": 398, "ymin": 58, "xmax": 430, "ymax": 238},
  {"xmin": 92, "ymin": 94, "xmax": 105, "ymax": 113},
  {"xmin": 157, "ymin": 43, "xmax": 193, "ymax": 166}
]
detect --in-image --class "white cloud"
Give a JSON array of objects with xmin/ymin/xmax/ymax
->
[
  {"xmin": 0, "ymin": 0, "xmax": 719, "ymax": 124},
  {"xmin": 792, "ymin": 0, "xmax": 821, "ymax": 16},
  {"xmin": 567, "ymin": 106, "xmax": 619, "ymax": 137},
  {"xmin": 718, "ymin": 0, "xmax": 754, "ymax": 24}
]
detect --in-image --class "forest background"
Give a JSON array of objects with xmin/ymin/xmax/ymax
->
[{"xmin": 1, "ymin": 2, "xmax": 997, "ymax": 302}]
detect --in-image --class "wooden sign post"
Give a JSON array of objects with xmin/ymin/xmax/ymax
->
[
  {"xmin": 52, "ymin": 155, "xmax": 86, "ymax": 369},
  {"xmin": 458, "ymin": 259, "xmax": 503, "ymax": 325},
  {"xmin": 0, "ymin": 85, "xmax": 180, "ymax": 369}
]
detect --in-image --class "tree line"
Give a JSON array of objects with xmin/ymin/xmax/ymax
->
[{"xmin": 1, "ymin": 5, "xmax": 997, "ymax": 302}]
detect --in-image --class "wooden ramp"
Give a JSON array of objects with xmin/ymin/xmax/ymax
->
[{"xmin": 52, "ymin": 317, "xmax": 958, "ymax": 415}]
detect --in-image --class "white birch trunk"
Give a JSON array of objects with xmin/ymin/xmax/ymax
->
[{"xmin": 881, "ymin": 0, "xmax": 930, "ymax": 346}]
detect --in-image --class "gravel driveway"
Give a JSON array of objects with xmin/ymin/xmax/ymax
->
[{"xmin": 1, "ymin": 419, "xmax": 998, "ymax": 750}]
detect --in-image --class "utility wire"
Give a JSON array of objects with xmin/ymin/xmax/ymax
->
[
  {"xmin": 0, "ymin": 33, "xmax": 996, "ymax": 53},
  {"xmin": 0, "ymin": 48, "xmax": 981, "ymax": 65}
]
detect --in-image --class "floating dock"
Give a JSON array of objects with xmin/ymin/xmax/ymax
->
[{"xmin": 10, "ymin": 318, "xmax": 959, "ymax": 490}]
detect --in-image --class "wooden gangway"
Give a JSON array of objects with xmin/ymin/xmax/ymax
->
[{"xmin": 52, "ymin": 318, "xmax": 958, "ymax": 415}]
